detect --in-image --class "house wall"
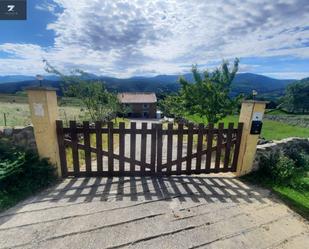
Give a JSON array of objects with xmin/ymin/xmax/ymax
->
[{"xmin": 126, "ymin": 103, "xmax": 157, "ymax": 118}]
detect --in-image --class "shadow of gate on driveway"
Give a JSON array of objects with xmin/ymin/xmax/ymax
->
[{"xmin": 32, "ymin": 175, "xmax": 267, "ymax": 205}]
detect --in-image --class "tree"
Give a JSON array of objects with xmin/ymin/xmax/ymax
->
[
  {"xmin": 158, "ymin": 94, "xmax": 185, "ymax": 119},
  {"xmin": 162, "ymin": 59, "xmax": 242, "ymax": 123},
  {"xmin": 283, "ymin": 78, "xmax": 309, "ymax": 113},
  {"xmin": 44, "ymin": 60, "xmax": 124, "ymax": 122}
]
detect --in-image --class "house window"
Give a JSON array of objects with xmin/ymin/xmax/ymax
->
[{"xmin": 143, "ymin": 104, "xmax": 149, "ymax": 109}]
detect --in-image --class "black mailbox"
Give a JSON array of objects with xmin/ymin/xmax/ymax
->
[{"xmin": 250, "ymin": 120, "xmax": 263, "ymax": 135}]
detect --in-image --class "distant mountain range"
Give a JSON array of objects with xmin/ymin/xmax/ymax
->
[
  {"xmin": 0, "ymin": 73, "xmax": 296, "ymax": 97},
  {"xmin": 0, "ymin": 75, "xmax": 59, "ymax": 84}
]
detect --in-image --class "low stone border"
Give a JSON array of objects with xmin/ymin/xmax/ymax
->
[
  {"xmin": 253, "ymin": 137, "xmax": 309, "ymax": 170},
  {"xmin": 0, "ymin": 126, "xmax": 37, "ymax": 152}
]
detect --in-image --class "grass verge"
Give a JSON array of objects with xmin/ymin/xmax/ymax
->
[
  {"xmin": 185, "ymin": 114, "xmax": 309, "ymax": 140},
  {"xmin": 242, "ymin": 172, "xmax": 309, "ymax": 220}
]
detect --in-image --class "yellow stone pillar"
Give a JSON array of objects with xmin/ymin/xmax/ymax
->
[
  {"xmin": 236, "ymin": 100, "xmax": 267, "ymax": 176},
  {"xmin": 26, "ymin": 87, "xmax": 61, "ymax": 177}
]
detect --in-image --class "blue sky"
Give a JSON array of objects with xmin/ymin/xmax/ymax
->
[{"xmin": 0, "ymin": 0, "xmax": 308, "ymax": 79}]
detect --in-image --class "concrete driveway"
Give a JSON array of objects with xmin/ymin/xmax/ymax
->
[{"xmin": 0, "ymin": 174, "xmax": 308, "ymax": 249}]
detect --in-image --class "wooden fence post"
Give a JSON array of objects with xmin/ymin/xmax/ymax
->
[
  {"xmin": 3, "ymin": 113, "xmax": 7, "ymax": 127},
  {"xmin": 235, "ymin": 100, "xmax": 267, "ymax": 176},
  {"xmin": 26, "ymin": 87, "xmax": 62, "ymax": 177}
]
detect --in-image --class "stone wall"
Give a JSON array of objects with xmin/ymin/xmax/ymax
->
[
  {"xmin": 0, "ymin": 126, "xmax": 37, "ymax": 152},
  {"xmin": 265, "ymin": 115, "xmax": 309, "ymax": 128},
  {"xmin": 253, "ymin": 137, "xmax": 309, "ymax": 170}
]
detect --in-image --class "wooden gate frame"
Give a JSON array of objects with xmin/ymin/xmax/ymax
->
[
  {"xmin": 56, "ymin": 121, "xmax": 243, "ymax": 177},
  {"xmin": 26, "ymin": 88, "xmax": 266, "ymax": 178}
]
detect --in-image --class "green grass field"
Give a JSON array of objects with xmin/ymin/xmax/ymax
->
[
  {"xmin": 0, "ymin": 93, "xmax": 89, "ymax": 126},
  {"xmin": 0, "ymin": 93, "xmax": 83, "ymax": 106},
  {"xmin": 265, "ymin": 109, "xmax": 290, "ymax": 115},
  {"xmin": 186, "ymin": 114, "xmax": 309, "ymax": 140},
  {"xmin": 274, "ymin": 182, "xmax": 309, "ymax": 219},
  {"xmin": 0, "ymin": 93, "xmax": 29, "ymax": 104},
  {"xmin": 0, "ymin": 102, "xmax": 88, "ymax": 127}
]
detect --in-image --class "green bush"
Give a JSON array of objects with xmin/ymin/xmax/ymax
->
[
  {"xmin": 283, "ymin": 146, "xmax": 309, "ymax": 170},
  {"xmin": 257, "ymin": 142, "xmax": 309, "ymax": 185},
  {"xmin": 0, "ymin": 138, "xmax": 56, "ymax": 210},
  {"xmin": 273, "ymin": 155, "xmax": 296, "ymax": 182},
  {"xmin": 259, "ymin": 149, "xmax": 296, "ymax": 183}
]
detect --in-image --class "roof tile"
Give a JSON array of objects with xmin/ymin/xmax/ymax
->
[{"xmin": 117, "ymin": 92, "xmax": 157, "ymax": 103}]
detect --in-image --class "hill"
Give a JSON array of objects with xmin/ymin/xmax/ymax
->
[
  {"xmin": 231, "ymin": 73, "xmax": 293, "ymax": 95},
  {"xmin": 0, "ymin": 80, "xmax": 62, "ymax": 94},
  {"xmin": 0, "ymin": 75, "xmax": 59, "ymax": 84},
  {"xmin": 0, "ymin": 73, "xmax": 296, "ymax": 97}
]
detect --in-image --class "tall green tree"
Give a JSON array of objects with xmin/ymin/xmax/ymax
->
[
  {"xmin": 44, "ymin": 60, "xmax": 124, "ymax": 122},
  {"xmin": 283, "ymin": 78, "xmax": 309, "ymax": 114},
  {"xmin": 162, "ymin": 59, "xmax": 242, "ymax": 123}
]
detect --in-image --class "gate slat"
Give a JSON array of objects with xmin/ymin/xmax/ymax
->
[
  {"xmin": 150, "ymin": 123, "xmax": 156, "ymax": 174},
  {"xmin": 231, "ymin": 122, "xmax": 244, "ymax": 172},
  {"xmin": 83, "ymin": 121, "xmax": 91, "ymax": 174},
  {"xmin": 156, "ymin": 123, "xmax": 163, "ymax": 173},
  {"xmin": 130, "ymin": 122, "xmax": 136, "ymax": 172},
  {"xmin": 70, "ymin": 120, "xmax": 79, "ymax": 174},
  {"xmin": 195, "ymin": 123, "xmax": 204, "ymax": 174},
  {"xmin": 95, "ymin": 121, "xmax": 103, "ymax": 172},
  {"xmin": 56, "ymin": 120, "xmax": 68, "ymax": 177},
  {"xmin": 205, "ymin": 123, "xmax": 214, "ymax": 173},
  {"xmin": 166, "ymin": 123, "xmax": 173, "ymax": 174},
  {"xmin": 186, "ymin": 123, "xmax": 194, "ymax": 174},
  {"xmin": 119, "ymin": 122, "xmax": 125, "ymax": 173},
  {"xmin": 176, "ymin": 123, "xmax": 184, "ymax": 175},
  {"xmin": 223, "ymin": 123, "xmax": 234, "ymax": 171},
  {"xmin": 140, "ymin": 122, "xmax": 147, "ymax": 174},
  {"xmin": 108, "ymin": 122, "xmax": 114, "ymax": 173},
  {"xmin": 214, "ymin": 123, "xmax": 224, "ymax": 172}
]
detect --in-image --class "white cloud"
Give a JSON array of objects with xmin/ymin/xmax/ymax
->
[
  {"xmin": 262, "ymin": 71, "xmax": 309, "ymax": 79},
  {"xmin": 1, "ymin": 0, "xmax": 309, "ymax": 77},
  {"xmin": 35, "ymin": 1, "xmax": 58, "ymax": 13}
]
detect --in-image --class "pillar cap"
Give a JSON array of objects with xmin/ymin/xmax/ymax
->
[
  {"xmin": 242, "ymin": 100, "xmax": 269, "ymax": 104},
  {"xmin": 26, "ymin": 86, "xmax": 58, "ymax": 92}
]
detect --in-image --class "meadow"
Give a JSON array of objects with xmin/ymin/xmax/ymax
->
[
  {"xmin": 186, "ymin": 114, "xmax": 309, "ymax": 140},
  {"xmin": 0, "ymin": 102, "xmax": 87, "ymax": 127},
  {"xmin": 0, "ymin": 94, "xmax": 87, "ymax": 127}
]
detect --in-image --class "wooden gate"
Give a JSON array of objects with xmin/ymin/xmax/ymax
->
[{"xmin": 56, "ymin": 121, "xmax": 243, "ymax": 177}]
